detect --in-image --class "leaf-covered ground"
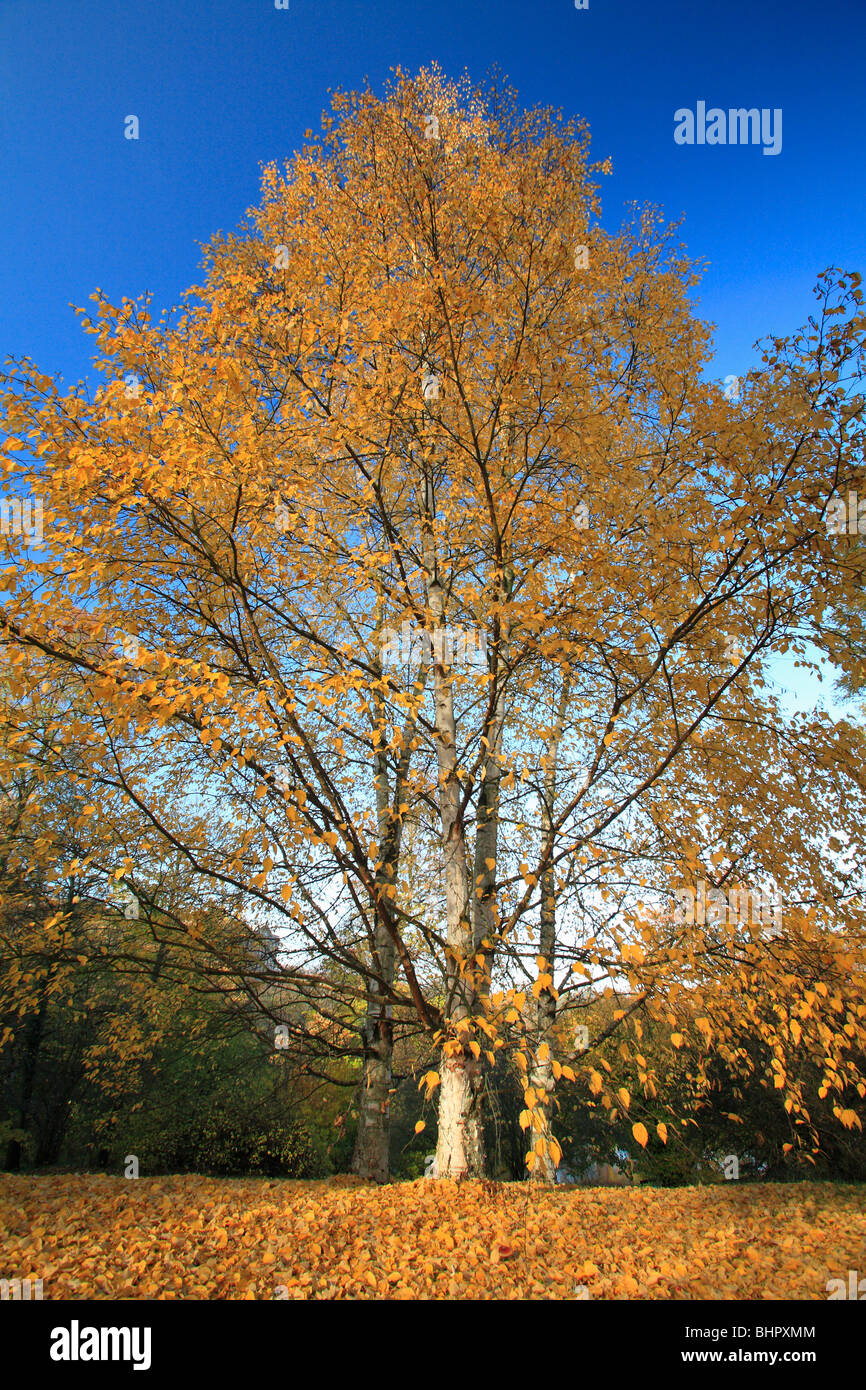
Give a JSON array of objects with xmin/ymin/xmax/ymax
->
[{"xmin": 1, "ymin": 1175, "xmax": 862, "ymax": 1300}]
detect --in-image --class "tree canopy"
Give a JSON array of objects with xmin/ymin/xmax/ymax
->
[{"xmin": 1, "ymin": 66, "xmax": 864, "ymax": 1181}]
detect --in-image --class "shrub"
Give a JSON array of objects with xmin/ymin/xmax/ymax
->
[{"xmin": 115, "ymin": 1092, "xmax": 326, "ymax": 1178}]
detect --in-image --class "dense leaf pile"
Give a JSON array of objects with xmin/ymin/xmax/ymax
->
[{"xmin": 1, "ymin": 1175, "xmax": 862, "ymax": 1299}]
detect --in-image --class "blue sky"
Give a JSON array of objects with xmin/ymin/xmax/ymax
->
[
  {"xmin": 2, "ymin": 0, "xmax": 863, "ymax": 387},
  {"xmin": 1, "ymin": 0, "xmax": 863, "ymax": 711}
]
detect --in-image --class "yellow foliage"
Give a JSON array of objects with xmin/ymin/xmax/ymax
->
[{"xmin": 1, "ymin": 1175, "xmax": 862, "ymax": 1300}]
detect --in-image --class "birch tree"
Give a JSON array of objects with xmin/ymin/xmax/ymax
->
[{"xmin": 2, "ymin": 66, "xmax": 864, "ymax": 1180}]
